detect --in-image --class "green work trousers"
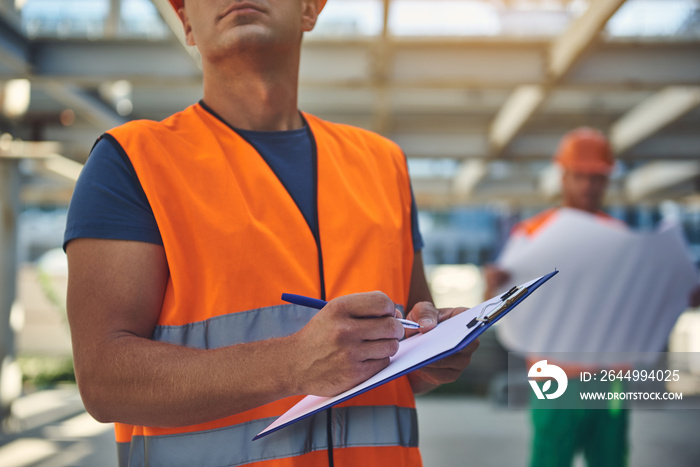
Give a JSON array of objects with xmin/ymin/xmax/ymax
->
[{"xmin": 529, "ymin": 380, "xmax": 629, "ymax": 467}]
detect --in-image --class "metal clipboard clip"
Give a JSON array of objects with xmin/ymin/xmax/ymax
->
[{"xmin": 467, "ymin": 284, "xmax": 529, "ymax": 329}]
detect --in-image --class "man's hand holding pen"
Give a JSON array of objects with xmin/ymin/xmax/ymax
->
[
  {"xmin": 288, "ymin": 291, "xmax": 405, "ymax": 398},
  {"xmin": 285, "ymin": 292, "xmax": 479, "ymax": 398}
]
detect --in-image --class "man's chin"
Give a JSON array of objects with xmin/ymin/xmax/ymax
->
[{"xmin": 205, "ymin": 30, "xmax": 280, "ymax": 57}]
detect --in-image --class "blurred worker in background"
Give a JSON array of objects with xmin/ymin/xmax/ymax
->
[
  {"xmin": 484, "ymin": 127, "xmax": 621, "ymax": 300},
  {"xmin": 63, "ymin": 1, "xmax": 478, "ymax": 466},
  {"xmin": 485, "ymin": 127, "xmax": 700, "ymax": 467},
  {"xmin": 484, "ymin": 127, "xmax": 627, "ymax": 467}
]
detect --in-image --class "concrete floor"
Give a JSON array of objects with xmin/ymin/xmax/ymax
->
[
  {"xmin": 1, "ymin": 390, "xmax": 699, "ymax": 467},
  {"xmin": 417, "ymin": 396, "xmax": 700, "ymax": 467}
]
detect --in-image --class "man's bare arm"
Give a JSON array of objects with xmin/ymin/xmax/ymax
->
[
  {"xmin": 67, "ymin": 238, "xmax": 403, "ymax": 427},
  {"xmin": 482, "ymin": 263, "xmax": 511, "ymax": 301}
]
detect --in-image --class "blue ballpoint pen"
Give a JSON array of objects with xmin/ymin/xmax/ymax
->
[{"xmin": 281, "ymin": 293, "xmax": 422, "ymax": 329}]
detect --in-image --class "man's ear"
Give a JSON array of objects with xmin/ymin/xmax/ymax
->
[
  {"xmin": 300, "ymin": 0, "xmax": 322, "ymax": 32},
  {"xmin": 178, "ymin": 7, "xmax": 197, "ymax": 46}
]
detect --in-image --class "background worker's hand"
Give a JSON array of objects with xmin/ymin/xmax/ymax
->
[
  {"xmin": 689, "ymin": 283, "xmax": 700, "ymax": 308},
  {"xmin": 483, "ymin": 263, "xmax": 511, "ymax": 300},
  {"xmin": 404, "ymin": 303, "xmax": 480, "ymax": 392},
  {"xmin": 290, "ymin": 291, "xmax": 405, "ymax": 397}
]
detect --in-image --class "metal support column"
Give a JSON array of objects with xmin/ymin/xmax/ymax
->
[{"xmin": 0, "ymin": 158, "xmax": 20, "ymax": 419}]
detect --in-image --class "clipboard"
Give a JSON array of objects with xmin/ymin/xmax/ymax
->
[{"xmin": 254, "ymin": 270, "xmax": 558, "ymax": 440}]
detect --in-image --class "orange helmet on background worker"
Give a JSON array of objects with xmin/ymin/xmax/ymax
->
[
  {"xmin": 169, "ymin": 0, "xmax": 328, "ymax": 13},
  {"xmin": 554, "ymin": 127, "xmax": 615, "ymax": 175}
]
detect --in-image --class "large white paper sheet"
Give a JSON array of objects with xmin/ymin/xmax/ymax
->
[{"xmin": 496, "ymin": 208, "xmax": 698, "ymax": 363}]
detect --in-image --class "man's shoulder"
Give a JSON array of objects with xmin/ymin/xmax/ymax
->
[
  {"xmin": 512, "ymin": 208, "xmax": 559, "ymax": 238},
  {"xmin": 108, "ymin": 105, "xmax": 198, "ymax": 140},
  {"xmin": 512, "ymin": 208, "xmax": 626, "ymax": 238}
]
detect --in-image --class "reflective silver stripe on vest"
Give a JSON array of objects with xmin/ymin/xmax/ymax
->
[
  {"xmin": 152, "ymin": 304, "xmax": 318, "ymax": 349},
  {"xmin": 117, "ymin": 405, "xmax": 418, "ymax": 467}
]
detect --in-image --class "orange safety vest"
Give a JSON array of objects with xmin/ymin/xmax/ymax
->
[
  {"xmin": 106, "ymin": 103, "xmax": 421, "ymax": 467},
  {"xmin": 511, "ymin": 208, "xmax": 558, "ymax": 238},
  {"xmin": 512, "ymin": 207, "xmax": 625, "ymax": 239}
]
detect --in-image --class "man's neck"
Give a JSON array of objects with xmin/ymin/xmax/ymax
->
[
  {"xmin": 200, "ymin": 51, "xmax": 303, "ymax": 132},
  {"xmin": 562, "ymin": 202, "xmax": 602, "ymax": 215}
]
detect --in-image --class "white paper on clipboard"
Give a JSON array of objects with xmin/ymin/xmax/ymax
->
[{"xmin": 255, "ymin": 271, "xmax": 557, "ymax": 440}]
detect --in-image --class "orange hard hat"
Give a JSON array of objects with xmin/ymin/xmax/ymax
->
[
  {"xmin": 169, "ymin": 1, "xmax": 327, "ymax": 13},
  {"xmin": 554, "ymin": 127, "xmax": 615, "ymax": 175}
]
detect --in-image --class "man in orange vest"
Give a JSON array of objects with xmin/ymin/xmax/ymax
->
[{"xmin": 63, "ymin": 1, "xmax": 478, "ymax": 466}]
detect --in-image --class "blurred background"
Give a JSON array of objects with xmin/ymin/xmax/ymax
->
[{"xmin": 0, "ymin": 0, "xmax": 699, "ymax": 465}]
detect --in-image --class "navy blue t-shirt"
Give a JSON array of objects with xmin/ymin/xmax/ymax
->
[{"xmin": 64, "ymin": 123, "xmax": 424, "ymax": 252}]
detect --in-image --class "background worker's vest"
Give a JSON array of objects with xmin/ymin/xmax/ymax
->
[
  {"xmin": 107, "ymin": 104, "xmax": 421, "ymax": 467},
  {"xmin": 512, "ymin": 207, "xmax": 623, "ymax": 239}
]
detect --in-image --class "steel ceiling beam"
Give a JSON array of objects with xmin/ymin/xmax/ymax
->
[
  {"xmin": 452, "ymin": 160, "xmax": 488, "ymax": 202},
  {"xmin": 2, "ymin": 1, "xmax": 700, "ymax": 209},
  {"xmin": 38, "ymin": 82, "xmax": 125, "ymax": 132},
  {"xmin": 0, "ymin": 13, "xmax": 126, "ymax": 134},
  {"xmin": 611, "ymin": 86, "xmax": 700, "ymax": 154},
  {"xmin": 31, "ymin": 40, "xmax": 201, "ymax": 84},
  {"xmin": 548, "ymin": 0, "xmax": 628, "ymax": 80},
  {"xmin": 565, "ymin": 41, "xmax": 700, "ymax": 87},
  {"xmin": 0, "ymin": 140, "xmax": 62, "ymax": 159},
  {"xmin": 626, "ymin": 161, "xmax": 700, "ymax": 202},
  {"xmin": 0, "ymin": 37, "xmax": 694, "ymax": 89},
  {"xmin": 486, "ymin": 0, "xmax": 627, "ymax": 158},
  {"xmin": 488, "ymin": 85, "xmax": 545, "ymax": 154}
]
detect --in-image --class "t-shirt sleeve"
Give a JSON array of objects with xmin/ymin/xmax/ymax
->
[
  {"xmin": 410, "ymin": 185, "xmax": 424, "ymax": 252},
  {"xmin": 63, "ymin": 135, "xmax": 163, "ymax": 250}
]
